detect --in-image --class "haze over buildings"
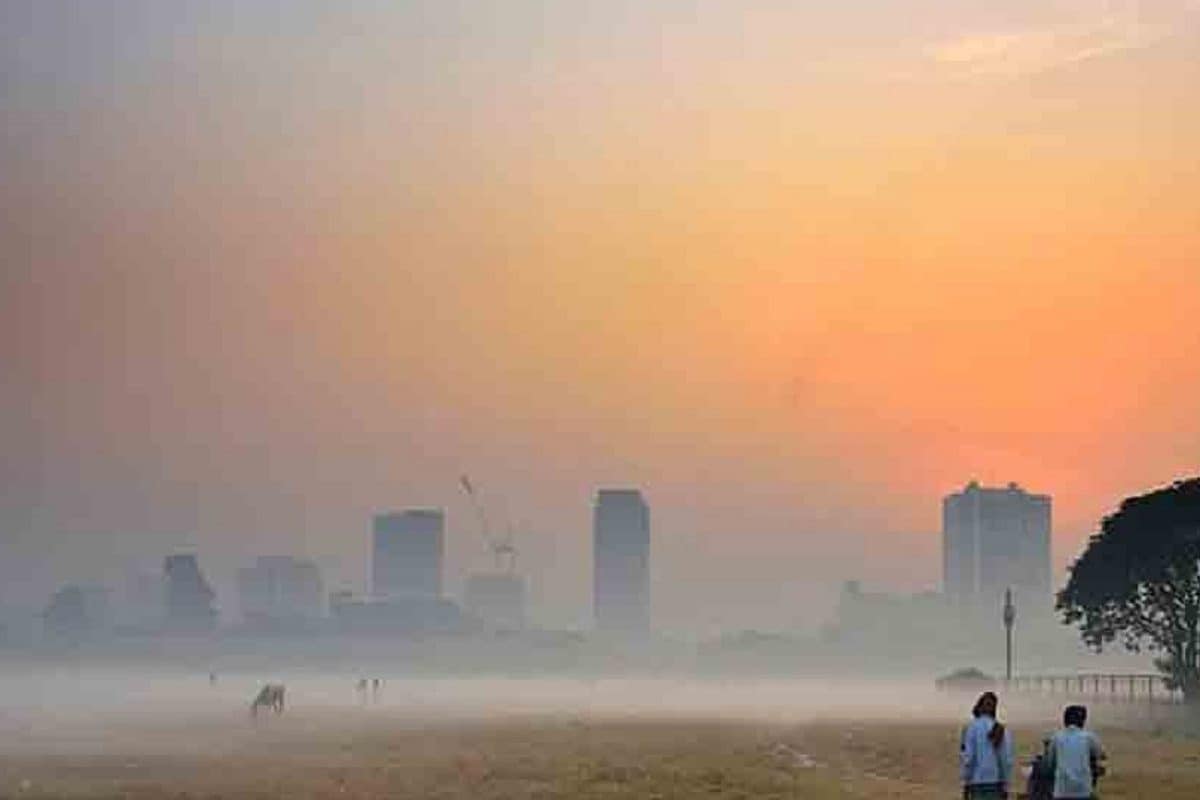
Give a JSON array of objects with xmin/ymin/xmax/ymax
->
[
  {"xmin": 372, "ymin": 511, "xmax": 445, "ymax": 600},
  {"xmin": 162, "ymin": 555, "xmax": 217, "ymax": 634},
  {"xmin": 464, "ymin": 572, "xmax": 525, "ymax": 631},
  {"xmin": 593, "ymin": 489, "xmax": 651, "ymax": 634},
  {"xmin": 943, "ymin": 482, "xmax": 1052, "ymax": 609},
  {"xmin": 3, "ymin": 2, "xmax": 1200, "ymax": 633},
  {"xmin": 237, "ymin": 556, "xmax": 324, "ymax": 627},
  {"xmin": 43, "ymin": 584, "xmax": 110, "ymax": 638}
]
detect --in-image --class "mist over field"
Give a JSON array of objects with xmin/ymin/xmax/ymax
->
[
  {"xmin": 0, "ymin": 672, "xmax": 961, "ymax": 736},
  {"xmin": 3, "ymin": 668, "xmax": 1195, "ymax": 799}
]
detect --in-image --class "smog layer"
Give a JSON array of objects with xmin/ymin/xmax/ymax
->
[{"xmin": 1, "ymin": 671, "xmax": 1196, "ymax": 799}]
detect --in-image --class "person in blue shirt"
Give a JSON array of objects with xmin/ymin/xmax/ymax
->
[
  {"xmin": 960, "ymin": 691, "xmax": 1014, "ymax": 798},
  {"xmin": 1045, "ymin": 705, "xmax": 1105, "ymax": 799}
]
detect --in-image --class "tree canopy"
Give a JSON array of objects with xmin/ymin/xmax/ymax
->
[{"xmin": 1057, "ymin": 478, "xmax": 1200, "ymax": 701}]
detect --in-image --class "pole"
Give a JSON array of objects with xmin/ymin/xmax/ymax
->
[{"xmin": 1003, "ymin": 588, "xmax": 1015, "ymax": 683}]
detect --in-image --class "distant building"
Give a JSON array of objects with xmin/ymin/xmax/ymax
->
[
  {"xmin": 372, "ymin": 510, "xmax": 444, "ymax": 599},
  {"xmin": 464, "ymin": 572, "xmax": 525, "ymax": 630},
  {"xmin": 330, "ymin": 591, "xmax": 463, "ymax": 634},
  {"xmin": 163, "ymin": 554, "xmax": 217, "ymax": 632},
  {"xmin": 830, "ymin": 580, "xmax": 951, "ymax": 639},
  {"xmin": 943, "ymin": 481, "xmax": 1052, "ymax": 609},
  {"xmin": 237, "ymin": 556, "xmax": 324, "ymax": 627},
  {"xmin": 43, "ymin": 584, "xmax": 110, "ymax": 638},
  {"xmin": 593, "ymin": 489, "xmax": 650, "ymax": 634},
  {"xmin": 113, "ymin": 570, "xmax": 164, "ymax": 631}
]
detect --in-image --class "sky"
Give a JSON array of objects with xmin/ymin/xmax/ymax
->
[{"xmin": 3, "ymin": 0, "xmax": 1199, "ymax": 633}]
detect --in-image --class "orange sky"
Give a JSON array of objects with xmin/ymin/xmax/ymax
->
[{"xmin": 2, "ymin": 0, "xmax": 1199, "ymax": 631}]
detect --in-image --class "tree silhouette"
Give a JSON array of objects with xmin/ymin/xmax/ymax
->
[{"xmin": 1058, "ymin": 479, "xmax": 1200, "ymax": 703}]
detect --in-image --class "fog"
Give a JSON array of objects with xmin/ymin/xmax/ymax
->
[
  {"xmin": 5, "ymin": 0, "xmax": 1200, "ymax": 636},
  {"xmin": 0, "ymin": 668, "xmax": 1001, "ymax": 756},
  {"xmin": 4, "ymin": 6, "xmax": 1196, "ymax": 793}
]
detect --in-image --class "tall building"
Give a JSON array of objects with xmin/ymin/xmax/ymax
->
[
  {"xmin": 943, "ymin": 481, "xmax": 1052, "ymax": 608},
  {"xmin": 593, "ymin": 489, "xmax": 650, "ymax": 634},
  {"xmin": 237, "ymin": 556, "xmax": 324, "ymax": 626},
  {"xmin": 372, "ymin": 509, "xmax": 444, "ymax": 599},
  {"xmin": 163, "ymin": 554, "xmax": 217, "ymax": 632}
]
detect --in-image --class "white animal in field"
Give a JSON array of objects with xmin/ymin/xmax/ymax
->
[{"xmin": 250, "ymin": 683, "xmax": 285, "ymax": 716}]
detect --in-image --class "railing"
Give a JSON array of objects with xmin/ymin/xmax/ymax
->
[{"xmin": 1006, "ymin": 673, "xmax": 1182, "ymax": 704}]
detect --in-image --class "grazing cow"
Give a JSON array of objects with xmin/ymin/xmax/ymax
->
[{"xmin": 251, "ymin": 684, "xmax": 285, "ymax": 716}]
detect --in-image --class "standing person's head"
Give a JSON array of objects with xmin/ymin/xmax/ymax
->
[
  {"xmin": 1063, "ymin": 705, "xmax": 1087, "ymax": 728},
  {"xmin": 972, "ymin": 691, "xmax": 999, "ymax": 718}
]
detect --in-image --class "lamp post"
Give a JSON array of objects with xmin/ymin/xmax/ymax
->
[{"xmin": 1003, "ymin": 587, "xmax": 1016, "ymax": 684}]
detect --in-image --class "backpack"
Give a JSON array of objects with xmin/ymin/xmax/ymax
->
[{"xmin": 1025, "ymin": 754, "xmax": 1054, "ymax": 800}]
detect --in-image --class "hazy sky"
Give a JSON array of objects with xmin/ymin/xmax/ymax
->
[{"xmin": 3, "ymin": 1, "xmax": 1199, "ymax": 632}]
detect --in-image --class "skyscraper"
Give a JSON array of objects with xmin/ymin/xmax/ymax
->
[
  {"xmin": 371, "ymin": 509, "xmax": 444, "ymax": 599},
  {"xmin": 943, "ymin": 481, "xmax": 1052, "ymax": 608},
  {"xmin": 592, "ymin": 489, "xmax": 650, "ymax": 634}
]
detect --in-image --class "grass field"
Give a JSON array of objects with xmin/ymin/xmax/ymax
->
[{"xmin": 2, "ymin": 705, "xmax": 1198, "ymax": 799}]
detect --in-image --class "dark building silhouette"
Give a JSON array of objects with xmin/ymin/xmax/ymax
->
[
  {"xmin": 237, "ymin": 556, "xmax": 324, "ymax": 627},
  {"xmin": 943, "ymin": 481, "xmax": 1052, "ymax": 609},
  {"xmin": 593, "ymin": 488, "xmax": 650, "ymax": 634},
  {"xmin": 163, "ymin": 554, "xmax": 217, "ymax": 632},
  {"xmin": 372, "ymin": 510, "xmax": 444, "ymax": 599}
]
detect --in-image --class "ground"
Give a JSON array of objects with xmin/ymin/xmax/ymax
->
[{"xmin": 2, "ymin": 709, "xmax": 1199, "ymax": 799}]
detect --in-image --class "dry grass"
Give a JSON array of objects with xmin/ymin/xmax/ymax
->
[{"xmin": 0, "ymin": 710, "xmax": 1197, "ymax": 798}]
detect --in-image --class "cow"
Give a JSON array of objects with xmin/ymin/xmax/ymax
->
[{"xmin": 250, "ymin": 684, "xmax": 285, "ymax": 717}]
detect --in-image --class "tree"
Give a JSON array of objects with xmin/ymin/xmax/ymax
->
[{"xmin": 1057, "ymin": 479, "xmax": 1200, "ymax": 703}]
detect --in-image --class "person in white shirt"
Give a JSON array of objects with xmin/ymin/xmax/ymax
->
[
  {"xmin": 960, "ymin": 691, "xmax": 1014, "ymax": 799},
  {"xmin": 1046, "ymin": 705, "xmax": 1106, "ymax": 800}
]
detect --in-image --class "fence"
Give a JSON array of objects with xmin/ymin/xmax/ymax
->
[{"xmin": 1006, "ymin": 673, "xmax": 1182, "ymax": 705}]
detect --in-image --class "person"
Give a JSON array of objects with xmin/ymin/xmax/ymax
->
[
  {"xmin": 1045, "ymin": 705, "xmax": 1105, "ymax": 800},
  {"xmin": 960, "ymin": 691, "xmax": 1014, "ymax": 798}
]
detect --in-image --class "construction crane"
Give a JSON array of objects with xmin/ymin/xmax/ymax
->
[{"xmin": 459, "ymin": 475, "xmax": 518, "ymax": 574}]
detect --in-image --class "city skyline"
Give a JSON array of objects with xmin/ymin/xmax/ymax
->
[
  {"xmin": 23, "ymin": 478, "xmax": 1074, "ymax": 637},
  {"xmin": 4, "ymin": 1, "xmax": 1200, "ymax": 633},
  {"xmin": 0, "ymin": 472, "xmax": 1191, "ymax": 634}
]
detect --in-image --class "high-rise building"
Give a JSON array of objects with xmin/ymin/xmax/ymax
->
[
  {"xmin": 163, "ymin": 554, "xmax": 217, "ymax": 632},
  {"xmin": 372, "ymin": 509, "xmax": 444, "ymax": 599},
  {"xmin": 593, "ymin": 489, "xmax": 650, "ymax": 634},
  {"xmin": 943, "ymin": 481, "xmax": 1051, "ymax": 608},
  {"xmin": 237, "ymin": 556, "xmax": 324, "ymax": 626}
]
